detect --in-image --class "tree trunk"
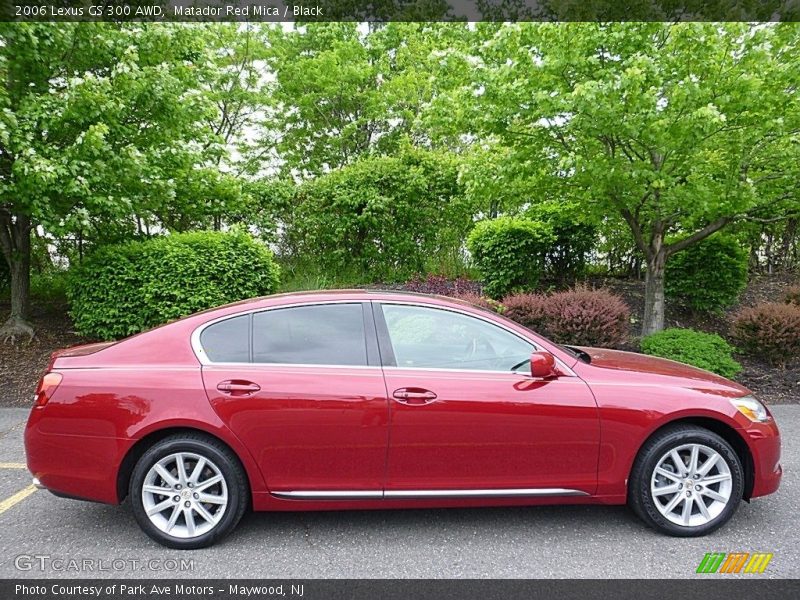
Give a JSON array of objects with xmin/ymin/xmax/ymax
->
[
  {"xmin": 0, "ymin": 213, "xmax": 35, "ymax": 343},
  {"xmin": 8, "ymin": 243, "xmax": 31, "ymax": 317},
  {"xmin": 779, "ymin": 217, "xmax": 798, "ymax": 271},
  {"xmin": 642, "ymin": 247, "xmax": 667, "ymax": 337},
  {"xmin": 620, "ymin": 206, "xmax": 731, "ymax": 338},
  {"xmin": 765, "ymin": 231, "xmax": 774, "ymax": 274}
]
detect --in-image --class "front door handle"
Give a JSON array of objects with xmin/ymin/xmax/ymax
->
[
  {"xmin": 216, "ymin": 380, "xmax": 261, "ymax": 396},
  {"xmin": 393, "ymin": 387, "xmax": 437, "ymax": 405}
]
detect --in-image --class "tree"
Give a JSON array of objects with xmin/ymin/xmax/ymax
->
[
  {"xmin": 0, "ymin": 23, "xmax": 224, "ymax": 340},
  {"xmin": 255, "ymin": 22, "xmax": 472, "ymax": 177},
  {"xmin": 190, "ymin": 23, "xmax": 269, "ymax": 230},
  {"xmin": 457, "ymin": 22, "xmax": 800, "ymax": 335}
]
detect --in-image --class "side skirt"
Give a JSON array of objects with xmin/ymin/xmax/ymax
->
[{"xmin": 271, "ymin": 488, "xmax": 589, "ymax": 501}]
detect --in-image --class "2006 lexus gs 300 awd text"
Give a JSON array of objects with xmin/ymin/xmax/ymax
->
[{"xmin": 25, "ymin": 291, "xmax": 781, "ymax": 549}]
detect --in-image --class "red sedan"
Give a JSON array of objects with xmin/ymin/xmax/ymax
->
[{"xmin": 25, "ymin": 291, "xmax": 781, "ymax": 549}]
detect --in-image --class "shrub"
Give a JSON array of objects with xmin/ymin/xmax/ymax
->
[
  {"xmin": 641, "ymin": 328, "xmax": 742, "ymax": 378},
  {"xmin": 393, "ymin": 275, "xmax": 500, "ymax": 311},
  {"xmin": 732, "ymin": 302, "xmax": 800, "ymax": 367},
  {"xmin": 286, "ymin": 148, "xmax": 469, "ymax": 282},
  {"xmin": 784, "ymin": 285, "xmax": 800, "ymax": 306},
  {"xmin": 68, "ymin": 231, "xmax": 280, "ymax": 340},
  {"xmin": 401, "ymin": 274, "xmax": 481, "ymax": 297},
  {"xmin": 503, "ymin": 293, "xmax": 550, "ymax": 332},
  {"xmin": 452, "ymin": 292, "xmax": 504, "ymax": 313},
  {"xmin": 503, "ymin": 285, "xmax": 630, "ymax": 347},
  {"xmin": 665, "ymin": 235, "xmax": 748, "ymax": 313},
  {"xmin": 30, "ymin": 270, "xmax": 69, "ymax": 308},
  {"xmin": 466, "ymin": 217, "xmax": 555, "ymax": 299},
  {"xmin": 526, "ymin": 202, "xmax": 597, "ymax": 282}
]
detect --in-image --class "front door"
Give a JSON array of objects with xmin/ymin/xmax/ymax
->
[
  {"xmin": 375, "ymin": 302, "xmax": 600, "ymax": 496},
  {"xmin": 200, "ymin": 302, "xmax": 389, "ymax": 495}
]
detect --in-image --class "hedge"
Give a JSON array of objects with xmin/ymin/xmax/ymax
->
[
  {"xmin": 466, "ymin": 217, "xmax": 555, "ymax": 299},
  {"xmin": 68, "ymin": 231, "xmax": 280, "ymax": 340}
]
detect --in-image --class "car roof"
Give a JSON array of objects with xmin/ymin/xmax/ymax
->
[{"xmin": 199, "ymin": 288, "xmax": 483, "ymax": 312}]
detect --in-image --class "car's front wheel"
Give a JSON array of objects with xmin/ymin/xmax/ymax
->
[
  {"xmin": 130, "ymin": 434, "xmax": 248, "ymax": 549},
  {"xmin": 629, "ymin": 425, "xmax": 744, "ymax": 536}
]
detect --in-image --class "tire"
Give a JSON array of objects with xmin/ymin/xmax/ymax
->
[
  {"xmin": 130, "ymin": 433, "xmax": 248, "ymax": 549},
  {"xmin": 629, "ymin": 425, "xmax": 744, "ymax": 537}
]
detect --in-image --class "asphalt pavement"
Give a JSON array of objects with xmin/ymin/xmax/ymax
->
[{"xmin": 0, "ymin": 405, "xmax": 797, "ymax": 579}]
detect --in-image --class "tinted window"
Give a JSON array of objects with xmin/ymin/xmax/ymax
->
[
  {"xmin": 381, "ymin": 304, "xmax": 533, "ymax": 371},
  {"xmin": 252, "ymin": 304, "xmax": 367, "ymax": 366},
  {"xmin": 200, "ymin": 314, "xmax": 250, "ymax": 363}
]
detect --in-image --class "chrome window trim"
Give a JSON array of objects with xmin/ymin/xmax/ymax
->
[
  {"xmin": 380, "ymin": 366, "xmax": 582, "ymax": 378},
  {"xmin": 197, "ymin": 362, "xmax": 384, "ymax": 372},
  {"xmin": 190, "ymin": 297, "xmax": 576, "ymax": 377},
  {"xmin": 272, "ymin": 488, "xmax": 589, "ymax": 500},
  {"xmin": 191, "ymin": 300, "xmax": 366, "ymax": 367}
]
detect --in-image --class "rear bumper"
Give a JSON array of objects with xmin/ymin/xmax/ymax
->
[
  {"xmin": 25, "ymin": 409, "xmax": 128, "ymax": 504},
  {"xmin": 744, "ymin": 418, "xmax": 782, "ymax": 498}
]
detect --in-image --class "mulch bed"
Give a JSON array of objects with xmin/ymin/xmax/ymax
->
[
  {"xmin": 591, "ymin": 272, "xmax": 800, "ymax": 405},
  {"xmin": 1, "ymin": 272, "xmax": 798, "ymax": 408},
  {"xmin": 0, "ymin": 303, "xmax": 86, "ymax": 408}
]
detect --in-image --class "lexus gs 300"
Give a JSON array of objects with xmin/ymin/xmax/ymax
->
[{"xmin": 25, "ymin": 291, "xmax": 781, "ymax": 548}]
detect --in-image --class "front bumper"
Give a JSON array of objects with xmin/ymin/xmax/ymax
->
[{"xmin": 743, "ymin": 418, "xmax": 782, "ymax": 498}]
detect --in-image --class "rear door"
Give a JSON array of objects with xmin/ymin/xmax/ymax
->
[{"xmin": 199, "ymin": 302, "xmax": 390, "ymax": 496}]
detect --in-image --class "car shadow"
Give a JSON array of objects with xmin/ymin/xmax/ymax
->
[{"xmin": 229, "ymin": 503, "xmax": 646, "ymax": 545}]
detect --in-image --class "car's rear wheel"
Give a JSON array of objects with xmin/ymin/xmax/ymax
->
[
  {"xmin": 629, "ymin": 425, "xmax": 744, "ymax": 536},
  {"xmin": 130, "ymin": 434, "xmax": 247, "ymax": 549}
]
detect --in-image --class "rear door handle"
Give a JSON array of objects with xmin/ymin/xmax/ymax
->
[
  {"xmin": 216, "ymin": 380, "xmax": 261, "ymax": 396},
  {"xmin": 392, "ymin": 387, "xmax": 437, "ymax": 405}
]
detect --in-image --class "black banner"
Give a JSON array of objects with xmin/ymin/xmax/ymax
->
[
  {"xmin": 2, "ymin": 580, "xmax": 800, "ymax": 600},
  {"xmin": 2, "ymin": 0, "xmax": 799, "ymax": 23}
]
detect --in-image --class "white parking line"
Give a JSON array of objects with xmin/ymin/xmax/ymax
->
[{"xmin": 0, "ymin": 462, "xmax": 26, "ymax": 469}]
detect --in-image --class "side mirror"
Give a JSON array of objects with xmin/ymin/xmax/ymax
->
[{"xmin": 530, "ymin": 351, "xmax": 557, "ymax": 378}]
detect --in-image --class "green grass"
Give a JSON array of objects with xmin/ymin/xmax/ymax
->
[
  {"xmin": 276, "ymin": 253, "xmax": 475, "ymax": 293},
  {"xmin": 277, "ymin": 262, "xmax": 376, "ymax": 292}
]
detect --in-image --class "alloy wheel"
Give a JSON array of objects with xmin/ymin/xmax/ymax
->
[
  {"xmin": 141, "ymin": 451, "xmax": 228, "ymax": 539},
  {"xmin": 650, "ymin": 443, "xmax": 733, "ymax": 527}
]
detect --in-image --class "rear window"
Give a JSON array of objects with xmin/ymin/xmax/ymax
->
[{"xmin": 199, "ymin": 314, "xmax": 250, "ymax": 363}]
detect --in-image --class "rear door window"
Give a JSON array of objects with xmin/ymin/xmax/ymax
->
[{"xmin": 252, "ymin": 304, "xmax": 368, "ymax": 366}]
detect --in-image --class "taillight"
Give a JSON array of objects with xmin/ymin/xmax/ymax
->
[{"xmin": 34, "ymin": 372, "xmax": 62, "ymax": 407}]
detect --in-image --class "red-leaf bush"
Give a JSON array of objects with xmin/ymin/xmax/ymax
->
[
  {"xmin": 731, "ymin": 302, "xmax": 800, "ymax": 367},
  {"xmin": 784, "ymin": 285, "xmax": 800, "ymax": 306},
  {"xmin": 503, "ymin": 285, "xmax": 631, "ymax": 347},
  {"xmin": 401, "ymin": 274, "xmax": 481, "ymax": 297},
  {"xmin": 503, "ymin": 293, "xmax": 550, "ymax": 331},
  {"xmin": 452, "ymin": 292, "xmax": 503, "ymax": 313}
]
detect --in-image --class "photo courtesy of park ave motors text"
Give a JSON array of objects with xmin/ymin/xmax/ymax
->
[{"xmin": 1, "ymin": 2, "xmax": 799, "ymax": 595}]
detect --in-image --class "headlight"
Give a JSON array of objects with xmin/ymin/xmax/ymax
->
[{"xmin": 730, "ymin": 396, "xmax": 771, "ymax": 423}]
